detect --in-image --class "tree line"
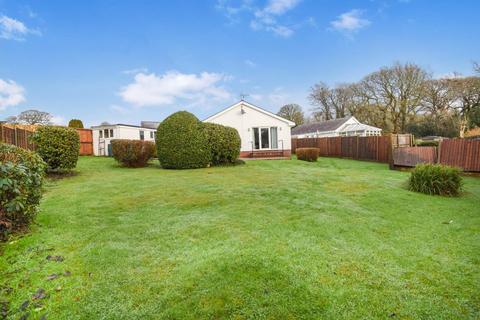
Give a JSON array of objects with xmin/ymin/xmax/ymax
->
[{"xmin": 278, "ymin": 62, "xmax": 480, "ymax": 137}]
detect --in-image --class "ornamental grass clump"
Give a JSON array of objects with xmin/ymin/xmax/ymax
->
[
  {"xmin": 296, "ymin": 148, "xmax": 320, "ymax": 162},
  {"xmin": 408, "ymin": 164, "xmax": 463, "ymax": 196}
]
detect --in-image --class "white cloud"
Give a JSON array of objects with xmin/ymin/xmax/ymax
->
[
  {"xmin": 109, "ymin": 104, "xmax": 131, "ymax": 115},
  {"xmin": 244, "ymin": 59, "xmax": 256, "ymax": 67},
  {"xmin": 50, "ymin": 115, "xmax": 65, "ymax": 125},
  {"xmin": 331, "ymin": 9, "xmax": 370, "ymax": 33},
  {"xmin": 122, "ymin": 67, "xmax": 149, "ymax": 75},
  {"xmin": 119, "ymin": 71, "xmax": 231, "ymax": 107},
  {"xmin": 0, "ymin": 79, "xmax": 26, "ymax": 111},
  {"xmin": 217, "ymin": 0, "xmax": 301, "ymax": 37},
  {"xmin": 0, "ymin": 15, "xmax": 39, "ymax": 41}
]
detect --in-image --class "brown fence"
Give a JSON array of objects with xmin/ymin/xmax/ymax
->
[
  {"xmin": 0, "ymin": 124, "xmax": 36, "ymax": 150},
  {"xmin": 0, "ymin": 124, "xmax": 94, "ymax": 156},
  {"xmin": 393, "ymin": 139, "xmax": 480, "ymax": 172},
  {"xmin": 77, "ymin": 128, "xmax": 93, "ymax": 155},
  {"xmin": 292, "ymin": 135, "xmax": 411, "ymax": 164}
]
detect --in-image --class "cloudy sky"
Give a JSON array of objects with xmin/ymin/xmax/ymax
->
[{"xmin": 1, "ymin": 0, "xmax": 479, "ymax": 126}]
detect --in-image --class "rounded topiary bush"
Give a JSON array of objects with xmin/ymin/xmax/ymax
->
[
  {"xmin": 408, "ymin": 164, "xmax": 463, "ymax": 196},
  {"xmin": 68, "ymin": 119, "xmax": 84, "ymax": 129},
  {"xmin": 204, "ymin": 123, "xmax": 241, "ymax": 165},
  {"xmin": 32, "ymin": 126, "xmax": 80, "ymax": 172},
  {"xmin": 156, "ymin": 111, "xmax": 211, "ymax": 169},
  {"xmin": 296, "ymin": 148, "xmax": 319, "ymax": 162},
  {"xmin": 0, "ymin": 144, "xmax": 46, "ymax": 239},
  {"xmin": 111, "ymin": 139, "xmax": 156, "ymax": 167}
]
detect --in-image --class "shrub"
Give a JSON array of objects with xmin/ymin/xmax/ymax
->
[
  {"xmin": 68, "ymin": 119, "xmax": 84, "ymax": 129},
  {"xmin": 415, "ymin": 140, "xmax": 439, "ymax": 147},
  {"xmin": 32, "ymin": 126, "xmax": 80, "ymax": 172},
  {"xmin": 204, "ymin": 123, "xmax": 241, "ymax": 165},
  {"xmin": 0, "ymin": 144, "xmax": 45, "ymax": 240},
  {"xmin": 408, "ymin": 164, "xmax": 463, "ymax": 196},
  {"xmin": 156, "ymin": 111, "xmax": 211, "ymax": 169},
  {"xmin": 296, "ymin": 148, "xmax": 319, "ymax": 162},
  {"xmin": 111, "ymin": 139, "xmax": 156, "ymax": 167}
]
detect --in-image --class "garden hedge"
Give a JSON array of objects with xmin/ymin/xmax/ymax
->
[
  {"xmin": 0, "ymin": 144, "xmax": 46, "ymax": 240},
  {"xmin": 204, "ymin": 122, "xmax": 241, "ymax": 165},
  {"xmin": 296, "ymin": 148, "xmax": 319, "ymax": 162},
  {"xmin": 408, "ymin": 164, "xmax": 463, "ymax": 196},
  {"xmin": 111, "ymin": 139, "xmax": 156, "ymax": 167},
  {"xmin": 32, "ymin": 126, "xmax": 80, "ymax": 172},
  {"xmin": 68, "ymin": 119, "xmax": 84, "ymax": 129},
  {"xmin": 156, "ymin": 111, "xmax": 211, "ymax": 169}
]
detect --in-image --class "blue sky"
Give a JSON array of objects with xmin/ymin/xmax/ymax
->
[{"xmin": 0, "ymin": 0, "xmax": 479, "ymax": 126}]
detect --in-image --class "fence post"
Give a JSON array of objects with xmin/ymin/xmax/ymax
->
[
  {"xmin": 437, "ymin": 139, "xmax": 442, "ymax": 164},
  {"xmin": 388, "ymin": 134, "xmax": 395, "ymax": 170},
  {"xmin": 14, "ymin": 127, "xmax": 18, "ymax": 147}
]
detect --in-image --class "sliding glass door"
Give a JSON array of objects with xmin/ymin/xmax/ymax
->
[{"xmin": 253, "ymin": 127, "xmax": 278, "ymax": 150}]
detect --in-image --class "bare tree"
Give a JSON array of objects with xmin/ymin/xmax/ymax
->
[
  {"xmin": 277, "ymin": 104, "xmax": 305, "ymax": 126},
  {"xmin": 5, "ymin": 115, "xmax": 19, "ymax": 124},
  {"xmin": 474, "ymin": 61, "xmax": 480, "ymax": 74},
  {"xmin": 17, "ymin": 109, "xmax": 52, "ymax": 125},
  {"xmin": 421, "ymin": 79, "xmax": 456, "ymax": 116},
  {"xmin": 447, "ymin": 76, "xmax": 480, "ymax": 136},
  {"xmin": 308, "ymin": 82, "xmax": 334, "ymax": 120}
]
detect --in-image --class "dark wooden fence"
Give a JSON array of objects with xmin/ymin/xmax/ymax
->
[
  {"xmin": 0, "ymin": 124, "xmax": 36, "ymax": 150},
  {"xmin": 292, "ymin": 135, "xmax": 410, "ymax": 163},
  {"xmin": 0, "ymin": 124, "xmax": 94, "ymax": 156},
  {"xmin": 393, "ymin": 139, "xmax": 480, "ymax": 172}
]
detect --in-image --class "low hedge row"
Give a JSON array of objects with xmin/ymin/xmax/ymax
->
[
  {"xmin": 111, "ymin": 139, "xmax": 156, "ymax": 167},
  {"xmin": 0, "ymin": 144, "xmax": 46, "ymax": 240},
  {"xmin": 297, "ymin": 148, "xmax": 319, "ymax": 162}
]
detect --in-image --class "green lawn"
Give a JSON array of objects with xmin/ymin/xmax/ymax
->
[{"xmin": 1, "ymin": 157, "xmax": 479, "ymax": 319}]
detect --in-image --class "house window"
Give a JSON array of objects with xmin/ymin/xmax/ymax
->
[
  {"xmin": 150, "ymin": 131, "xmax": 154, "ymax": 139},
  {"xmin": 104, "ymin": 129, "xmax": 109, "ymax": 138},
  {"xmin": 99, "ymin": 130, "xmax": 103, "ymax": 138},
  {"xmin": 252, "ymin": 127, "xmax": 278, "ymax": 150},
  {"xmin": 110, "ymin": 129, "xmax": 114, "ymax": 138},
  {"xmin": 140, "ymin": 130, "xmax": 144, "ymax": 140}
]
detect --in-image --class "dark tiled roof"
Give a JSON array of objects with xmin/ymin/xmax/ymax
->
[
  {"xmin": 292, "ymin": 117, "xmax": 351, "ymax": 135},
  {"xmin": 140, "ymin": 121, "xmax": 161, "ymax": 129}
]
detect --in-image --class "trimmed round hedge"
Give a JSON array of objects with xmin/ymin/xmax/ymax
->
[
  {"xmin": 68, "ymin": 119, "xmax": 84, "ymax": 129},
  {"xmin": 0, "ymin": 144, "xmax": 46, "ymax": 239},
  {"xmin": 156, "ymin": 111, "xmax": 211, "ymax": 169},
  {"xmin": 204, "ymin": 123, "xmax": 241, "ymax": 165},
  {"xmin": 296, "ymin": 147, "xmax": 319, "ymax": 162},
  {"xmin": 32, "ymin": 126, "xmax": 80, "ymax": 171},
  {"xmin": 111, "ymin": 139, "xmax": 156, "ymax": 167},
  {"xmin": 408, "ymin": 164, "xmax": 463, "ymax": 196}
]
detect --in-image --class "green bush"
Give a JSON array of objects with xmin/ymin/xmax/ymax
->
[
  {"xmin": 415, "ymin": 140, "xmax": 439, "ymax": 147},
  {"xmin": 32, "ymin": 126, "xmax": 80, "ymax": 172},
  {"xmin": 204, "ymin": 123, "xmax": 241, "ymax": 165},
  {"xmin": 68, "ymin": 119, "xmax": 84, "ymax": 129},
  {"xmin": 296, "ymin": 148, "xmax": 319, "ymax": 162},
  {"xmin": 156, "ymin": 111, "xmax": 211, "ymax": 169},
  {"xmin": 0, "ymin": 144, "xmax": 45, "ymax": 240},
  {"xmin": 408, "ymin": 164, "xmax": 463, "ymax": 196},
  {"xmin": 111, "ymin": 139, "xmax": 156, "ymax": 167}
]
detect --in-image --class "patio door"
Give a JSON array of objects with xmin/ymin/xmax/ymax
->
[{"xmin": 253, "ymin": 127, "xmax": 270, "ymax": 150}]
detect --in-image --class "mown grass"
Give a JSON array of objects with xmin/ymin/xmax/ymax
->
[{"xmin": 1, "ymin": 156, "xmax": 479, "ymax": 319}]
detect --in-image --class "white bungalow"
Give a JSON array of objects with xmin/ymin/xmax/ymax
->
[
  {"xmin": 292, "ymin": 116, "xmax": 382, "ymax": 138},
  {"xmin": 91, "ymin": 123, "xmax": 156, "ymax": 156},
  {"xmin": 204, "ymin": 100, "xmax": 295, "ymax": 158}
]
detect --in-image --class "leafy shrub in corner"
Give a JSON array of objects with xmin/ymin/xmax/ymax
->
[
  {"xmin": 408, "ymin": 164, "xmax": 463, "ymax": 196},
  {"xmin": 204, "ymin": 123, "xmax": 241, "ymax": 165},
  {"xmin": 156, "ymin": 111, "xmax": 211, "ymax": 169},
  {"xmin": 68, "ymin": 119, "xmax": 84, "ymax": 129},
  {"xmin": 296, "ymin": 148, "xmax": 319, "ymax": 162},
  {"xmin": 0, "ymin": 144, "xmax": 45, "ymax": 240},
  {"xmin": 32, "ymin": 126, "xmax": 80, "ymax": 172},
  {"xmin": 111, "ymin": 139, "xmax": 156, "ymax": 167}
]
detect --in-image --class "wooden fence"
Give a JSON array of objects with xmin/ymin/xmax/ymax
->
[
  {"xmin": 292, "ymin": 134, "xmax": 412, "ymax": 163},
  {"xmin": 0, "ymin": 124, "xmax": 94, "ymax": 156},
  {"xmin": 393, "ymin": 139, "xmax": 480, "ymax": 172},
  {"xmin": 76, "ymin": 129, "xmax": 93, "ymax": 155},
  {"xmin": 0, "ymin": 124, "xmax": 36, "ymax": 150}
]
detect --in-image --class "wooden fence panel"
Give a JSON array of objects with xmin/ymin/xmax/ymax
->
[
  {"xmin": 393, "ymin": 147, "xmax": 437, "ymax": 167},
  {"xmin": 439, "ymin": 139, "xmax": 480, "ymax": 172},
  {"xmin": 76, "ymin": 128, "xmax": 93, "ymax": 156}
]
